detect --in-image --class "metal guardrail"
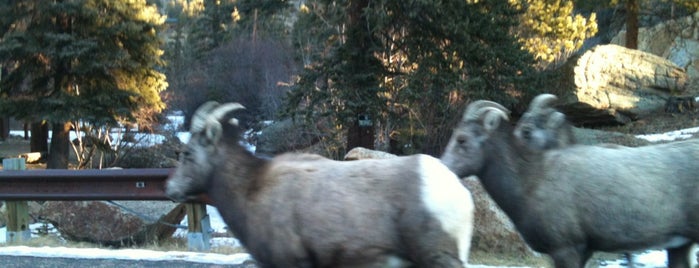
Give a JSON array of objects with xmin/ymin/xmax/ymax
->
[
  {"xmin": 0, "ymin": 166, "xmax": 213, "ymax": 250},
  {"xmin": 0, "ymin": 168, "xmax": 174, "ymax": 201}
]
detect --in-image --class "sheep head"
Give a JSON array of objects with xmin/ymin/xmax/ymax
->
[
  {"xmin": 514, "ymin": 94, "xmax": 573, "ymax": 151},
  {"xmin": 440, "ymin": 100, "xmax": 509, "ymax": 178},
  {"xmin": 166, "ymin": 101, "xmax": 245, "ymax": 202}
]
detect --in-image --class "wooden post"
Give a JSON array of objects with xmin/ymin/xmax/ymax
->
[
  {"xmin": 185, "ymin": 203, "xmax": 211, "ymax": 251},
  {"xmin": 3, "ymin": 158, "xmax": 31, "ymax": 243}
]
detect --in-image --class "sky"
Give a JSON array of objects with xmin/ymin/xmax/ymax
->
[{"xmin": 1, "ymin": 115, "xmax": 698, "ymax": 267}]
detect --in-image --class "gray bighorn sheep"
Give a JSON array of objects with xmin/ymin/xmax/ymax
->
[
  {"xmin": 165, "ymin": 101, "xmax": 474, "ymax": 268},
  {"xmin": 515, "ymin": 93, "xmax": 640, "ymax": 266},
  {"xmin": 440, "ymin": 99, "xmax": 699, "ymax": 268},
  {"xmin": 513, "ymin": 94, "xmax": 574, "ymax": 151}
]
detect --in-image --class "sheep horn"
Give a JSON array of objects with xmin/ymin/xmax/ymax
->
[
  {"xmin": 463, "ymin": 100, "xmax": 510, "ymax": 122},
  {"xmin": 482, "ymin": 107, "xmax": 509, "ymax": 132},
  {"xmin": 527, "ymin": 94, "xmax": 558, "ymax": 114},
  {"xmin": 209, "ymin": 102, "xmax": 246, "ymax": 122},
  {"xmin": 191, "ymin": 101, "xmax": 220, "ymax": 133}
]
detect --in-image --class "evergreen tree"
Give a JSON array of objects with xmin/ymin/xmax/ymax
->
[
  {"xmin": 0, "ymin": 0, "xmax": 167, "ymax": 168},
  {"xmin": 287, "ymin": 0, "xmax": 536, "ymax": 156},
  {"xmin": 516, "ymin": 0, "xmax": 598, "ymax": 69},
  {"xmin": 163, "ymin": 0, "xmax": 294, "ymax": 127}
]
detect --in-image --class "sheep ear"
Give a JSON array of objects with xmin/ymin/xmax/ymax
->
[
  {"xmin": 203, "ymin": 118, "xmax": 223, "ymax": 148},
  {"xmin": 546, "ymin": 111, "xmax": 567, "ymax": 129}
]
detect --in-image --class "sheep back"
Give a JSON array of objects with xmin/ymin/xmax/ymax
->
[
  {"xmin": 522, "ymin": 139, "xmax": 699, "ymax": 251},
  {"xmin": 210, "ymin": 153, "xmax": 474, "ymax": 267}
]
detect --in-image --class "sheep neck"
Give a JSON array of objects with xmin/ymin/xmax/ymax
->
[
  {"xmin": 207, "ymin": 143, "xmax": 268, "ymax": 244},
  {"xmin": 477, "ymin": 129, "xmax": 531, "ymax": 224}
]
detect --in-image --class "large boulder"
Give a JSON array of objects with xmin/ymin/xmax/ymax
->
[
  {"xmin": 460, "ymin": 176, "xmax": 537, "ymax": 258},
  {"xmin": 39, "ymin": 201, "xmax": 185, "ymax": 246},
  {"xmin": 554, "ymin": 44, "xmax": 690, "ymax": 125},
  {"xmin": 612, "ymin": 11, "xmax": 699, "ymax": 83},
  {"xmin": 343, "ymin": 147, "xmax": 397, "ymax": 160}
]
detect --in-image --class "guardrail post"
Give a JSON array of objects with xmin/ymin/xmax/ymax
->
[
  {"xmin": 185, "ymin": 203, "xmax": 211, "ymax": 251},
  {"xmin": 2, "ymin": 158, "xmax": 31, "ymax": 243}
]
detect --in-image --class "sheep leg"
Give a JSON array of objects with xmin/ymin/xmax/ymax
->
[
  {"xmin": 335, "ymin": 255, "xmax": 411, "ymax": 268},
  {"xmin": 667, "ymin": 244, "xmax": 692, "ymax": 268},
  {"xmin": 625, "ymin": 252, "xmax": 635, "ymax": 268},
  {"xmin": 549, "ymin": 247, "xmax": 590, "ymax": 268},
  {"xmin": 407, "ymin": 235, "xmax": 466, "ymax": 267},
  {"xmin": 422, "ymin": 254, "xmax": 464, "ymax": 268}
]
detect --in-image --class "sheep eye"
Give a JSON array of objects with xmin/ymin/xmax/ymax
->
[
  {"xmin": 181, "ymin": 150, "xmax": 192, "ymax": 160},
  {"xmin": 456, "ymin": 136, "xmax": 467, "ymax": 145},
  {"xmin": 520, "ymin": 127, "xmax": 532, "ymax": 140}
]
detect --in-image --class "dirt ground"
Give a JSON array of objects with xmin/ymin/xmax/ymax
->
[{"xmin": 598, "ymin": 108, "xmax": 699, "ymax": 136}]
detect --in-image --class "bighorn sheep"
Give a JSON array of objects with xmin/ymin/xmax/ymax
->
[
  {"xmin": 513, "ymin": 94, "xmax": 575, "ymax": 151},
  {"xmin": 440, "ymin": 99, "xmax": 699, "ymax": 268},
  {"xmin": 166, "ymin": 101, "xmax": 474, "ymax": 268},
  {"xmin": 515, "ymin": 93, "xmax": 638, "ymax": 265}
]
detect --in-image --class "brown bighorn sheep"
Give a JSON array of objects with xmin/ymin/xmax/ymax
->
[
  {"xmin": 440, "ymin": 99, "xmax": 699, "ymax": 268},
  {"xmin": 166, "ymin": 101, "xmax": 474, "ymax": 268}
]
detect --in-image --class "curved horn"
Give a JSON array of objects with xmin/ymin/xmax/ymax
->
[
  {"xmin": 463, "ymin": 100, "xmax": 510, "ymax": 121},
  {"xmin": 527, "ymin": 94, "xmax": 558, "ymax": 113},
  {"xmin": 191, "ymin": 101, "xmax": 220, "ymax": 132},
  {"xmin": 482, "ymin": 107, "xmax": 510, "ymax": 132},
  {"xmin": 210, "ymin": 102, "xmax": 245, "ymax": 121}
]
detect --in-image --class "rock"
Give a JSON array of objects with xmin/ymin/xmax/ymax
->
[
  {"xmin": 18, "ymin": 152, "xmax": 44, "ymax": 164},
  {"xmin": 460, "ymin": 176, "xmax": 538, "ymax": 258},
  {"xmin": 612, "ymin": 11, "xmax": 699, "ymax": 86},
  {"xmin": 571, "ymin": 127, "xmax": 650, "ymax": 147},
  {"xmin": 555, "ymin": 44, "xmax": 690, "ymax": 125},
  {"xmin": 343, "ymin": 147, "xmax": 397, "ymax": 160},
  {"xmin": 38, "ymin": 201, "xmax": 185, "ymax": 246}
]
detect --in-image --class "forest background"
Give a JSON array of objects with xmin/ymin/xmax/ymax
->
[{"xmin": 0, "ymin": 0, "xmax": 697, "ymax": 168}]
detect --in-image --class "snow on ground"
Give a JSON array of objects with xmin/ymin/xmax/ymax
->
[
  {"xmin": 635, "ymin": 126, "xmax": 699, "ymax": 142},
  {"xmin": 0, "ymin": 205, "xmax": 253, "ymax": 265},
  {"xmin": 0, "ymin": 246, "xmax": 251, "ymax": 265}
]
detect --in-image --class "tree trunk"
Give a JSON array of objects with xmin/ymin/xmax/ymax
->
[
  {"xmin": 30, "ymin": 121, "xmax": 49, "ymax": 153},
  {"xmin": 345, "ymin": 0, "xmax": 376, "ymax": 151},
  {"xmin": 0, "ymin": 116, "xmax": 9, "ymax": 141},
  {"xmin": 625, "ymin": 0, "xmax": 639, "ymax": 49},
  {"xmin": 347, "ymin": 116, "xmax": 375, "ymax": 151},
  {"xmin": 47, "ymin": 121, "xmax": 71, "ymax": 169}
]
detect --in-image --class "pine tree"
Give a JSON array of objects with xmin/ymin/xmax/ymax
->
[
  {"xmin": 287, "ymin": 0, "xmax": 536, "ymax": 156},
  {"xmin": 0, "ymin": 0, "xmax": 167, "ymax": 168},
  {"xmin": 516, "ymin": 0, "xmax": 598, "ymax": 69}
]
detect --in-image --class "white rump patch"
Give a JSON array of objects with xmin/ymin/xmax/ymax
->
[{"xmin": 418, "ymin": 155, "xmax": 474, "ymax": 266}]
